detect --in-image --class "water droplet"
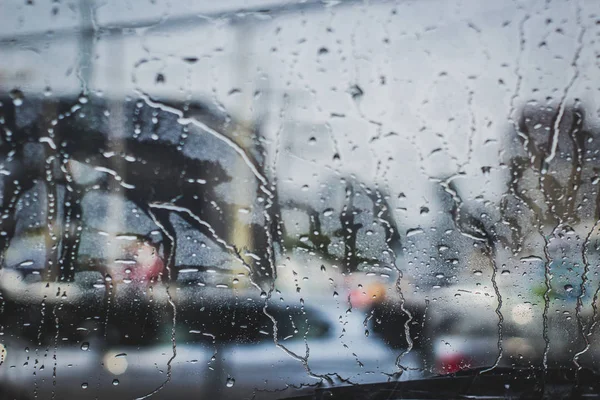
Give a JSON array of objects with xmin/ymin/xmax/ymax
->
[
  {"xmin": 320, "ymin": 265, "xmax": 326, "ymax": 272},
  {"xmin": 18, "ymin": 260, "xmax": 35, "ymax": 268},
  {"xmin": 226, "ymin": 377, "xmax": 235, "ymax": 388},
  {"xmin": 81, "ymin": 383, "xmax": 88, "ymax": 389},
  {"xmin": 435, "ymin": 273, "xmax": 444, "ymax": 279},
  {"xmin": 564, "ymin": 284, "xmax": 573, "ymax": 292},
  {"xmin": 501, "ymin": 270, "xmax": 510, "ymax": 275},
  {"xmin": 78, "ymin": 94, "xmax": 88, "ymax": 104},
  {"xmin": 349, "ymin": 84, "xmax": 364, "ymax": 100},
  {"xmin": 406, "ymin": 228, "xmax": 424, "ymax": 237},
  {"xmin": 473, "ymin": 270, "xmax": 483, "ymax": 276},
  {"xmin": 420, "ymin": 206, "xmax": 430, "ymax": 215},
  {"xmin": 9, "ymin": 89, "xmax": 24, "ymax": 106},
  {"xmin": 80, "ymin": 342, "xmax": 89, "ymax": 351},
  {"xmin": 364, "ymin": 329, "xmax": 370, "ymax": 337},
  {"xmin": 333, "ymin": 291, "xmax": 338, "ymax": 298},
  {"xmin": 323, "ymin": 208, "xmax": 334, "ymax": 217},
  {"xmin": 260, "ymin": 291, "xmax": 267, "ymax": 299},
  {"xmin": 308, "ymin": 136, "xmax": 317, "ymax": 145},
  {"xmin": 112, "ymin": 379, "xmax": 119, "ymax": 386},
  {"xmin": 520, "ymin": 255, "xmax": 543, "ymax": 262}
]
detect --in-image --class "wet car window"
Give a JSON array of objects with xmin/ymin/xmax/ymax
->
[{"xmin": 2, "ymin": 0, "xmax": 600, "ymax": 399}]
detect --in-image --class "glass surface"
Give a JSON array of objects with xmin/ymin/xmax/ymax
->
[{"xmin": 1, "ymin": 0, "xmax": 600, "ymax": 398}]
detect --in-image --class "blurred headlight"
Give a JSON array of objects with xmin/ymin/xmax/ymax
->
[{"xmin": 103, "ymin": 351, "xmax": 128, "ymax": 375}]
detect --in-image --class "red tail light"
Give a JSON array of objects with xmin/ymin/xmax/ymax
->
[{"xmin": 437, "ymin": 353, "xmax": 471, "ymax": 374}]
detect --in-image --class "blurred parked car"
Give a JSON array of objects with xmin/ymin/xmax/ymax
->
[{"xmin": 0, "ymin": 287, "xmax": 423, "ymax": 400}]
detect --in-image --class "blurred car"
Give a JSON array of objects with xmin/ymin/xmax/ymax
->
[{"xmin": 0, "ymin": 288, "xmax": 423, "ymax": 400}]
